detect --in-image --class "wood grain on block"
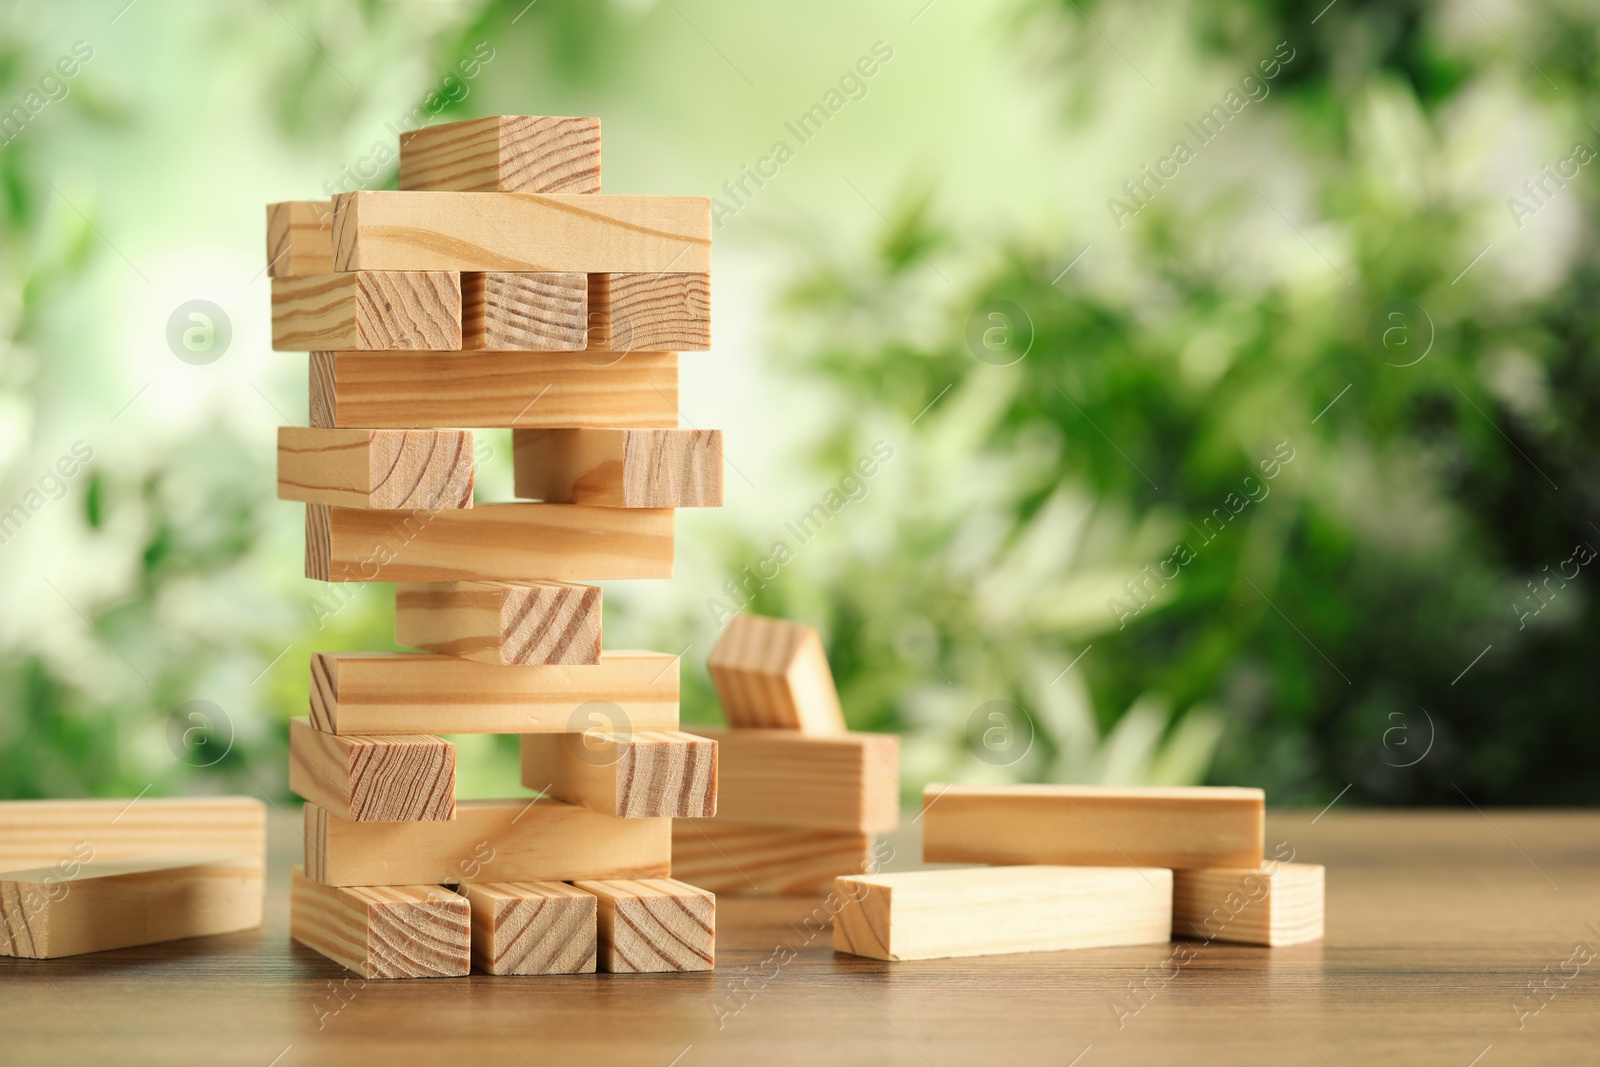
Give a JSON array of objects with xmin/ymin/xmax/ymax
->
[
  {"xmin": 832, "ymin": 866, "xmax": 1173, "ymax": 962},
  {"xmin": 0, "ymin": 853, "xmax": 262, "ymax": 959},
  {"xmin": 708, "ymin": 614, "xmax": 846, "ymax": 732},
  {"xmin": 332, "ymin": 190, "xmax": 711, "ymax": 274},
  {"xmin": 289, "ymin": 867, "xmax": 468, "ymax": 979},
  {"xmin": 303, "ymin": 800, "xmax": 671, "ymax": 888},
  {"xmin": 399, "ymin": 116, "xmax": 601, "ymax": 194},
  {"xmin": 266, "ymin": 200, "xmax": 333, "ymax": 278},
  {"xmin": 277, "ymin": 428, "xmax": 474, "ymax": 510},
  {"xmin": 519, "ymin": 731, "xmax": 716, "ymax": 819},
  {"xmin": 271, "ymin": 272, "xmax": 461, "ymax": 351},
  {"xmin": 303, "ymin": 502, "xmax": 673, "ymax": 583},
  {"xmin": 1172, "ymin": 863, "xmax": 1325, "ymax": 946},
  {"xmin": 0, "ymin": 798, "xmax": 265, "ymax": 874},
  {"xmin": 920, "ymin": 784, "xmax": 1265, "ymax": 869},
  {"xmin": 513, "ymin": 428, "xmax": 723, "ymax": 508},
  {"xmin": 587, "ymin": 272, "xmax": 711, "ymax": 351},
  {"xmin": 307, "ymin": 650, "xmax": 679, "ymax": 736},
  {"xmin": 571, "ymin": 878, "xmax": 714, "ymax": 973},
  {"xmin": 462, "ymin": 272, "xmax": 587, "ymax": 351},
  {"xmin": 457, "ymin": 881, "xmax": 597, "ymax": 975},
  {"xmin": 307, "ymin": 349, "xmax": 678, "ymax": 430},
  {"xmin": 287, "ymin": 718, "xmax": 455, "ymax": 823},
  {"xmin": 688, "ymin": 729, "xmax": 897, "ymax": 833},
  {"xmin": 670, "ymin": 822, "xmax": 873, "ymax": 897},
  {"xmin": 394, "ymin": 580, "xmax": 601, "ymax": 666}
]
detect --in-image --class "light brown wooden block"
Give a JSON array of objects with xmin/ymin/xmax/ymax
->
[
  {"xmin": 512, "ymin": 428, "xmax": 723, "ymax": 508},
  {"xmin": 1172, "ymin": 863, "xmax": 1325, "ymax": 946},
  {"xmin": 394, "ymin": 580, "xmax": 601, "ymax": 666},
  {"xmin": 462, "ymin": 272, "xmax": 587, "ymax": 351},
  {"xmin": 277, "ymin": 428, "xmax": 474, "ymax": 510},
  {"xmin": 332, "ymin": 190, "xmax": 711, "ymax": 274},
  {"xmin": 587, "ymin": 272, "xmax": 711, "ymax": 351},
  {"xmin": 920, "ymin": 784, "xmax": 1265, "ymax": 869},
  {"xmin": 570, "ymin": 878, "xmax": 714, "ymax": 973},
  {"xmin": 0, "ymin": 853, "xmax": 262, "ymax": 959},
  {"xmin": 287, "ymin": 718, "xmax": 455, "ymax": 823},
  {"xmin": 266, "ymin": 200, "xmax": 333, "ymax": 278},
  {"xmin": 686, "ymin": 730, "xmax": 897, "ymax": 833},
  {"xmin": 308, "ymin": 650, "xmax": 679, "ymax": 735},
  {"xmin": 457, "ymin": 881, "xmax": 597, "ymax": 975},
  {"xmin": 670, "ymin": 822, "xmax": 873, "ymax": 896},
  {"xmin": 708, "ymin": 614, "xmax": 846, "ymax": 732},
  {"xmin": 399, "ymin": 116, "xmax": 601, "ymax": 194},
  {"xmin": 0, "ymin": 798, "xmax": 265, "ymax": 874},
  {"xmin": 289, "ymin": 867, "xmax": 468, "ymax": 978},
  {"xmin": 271, "ymin": 272, "xmax": 461, "ymax": 351},
  {"xmin": 519, "ymin": 731, "xmax": 716, "ymax": 819}
]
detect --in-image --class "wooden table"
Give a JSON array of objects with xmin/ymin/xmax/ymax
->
[{"xmin": 4, "ymin": 809, "xmax": 1597, "ymax": 1065}]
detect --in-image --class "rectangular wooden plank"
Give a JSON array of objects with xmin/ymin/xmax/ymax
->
[
  {"xmin": 1172, "ymin": 863, "xmax": 1325, "ymax": 946},
  {"xmin": 462, "ymin": 272, "xmax": 587, "ymax": 351},
  {"xmin": 512, "ymin": 428, "xmax": 723, "ymax": 508},
  {"xmin": 519, "ymin": 731, "xmax": 716, "ymax": 819},
  {"xmin": 287, "ymin": 718, "xmax": 455, "ymax": 823},
  {"xmin": 670, "ymin": 822, "xmax": 873, "ymax": 897},
  {"xmin": 399, "ymin": 116, "xmax": 601, "ymax": 194},
  {"xmin": 271, "ymin": 272, "xmax": 461, "ymax": 351},
  {"xmin": 708, "ymin": 613, "xmax": 846, "ymax": 732},
  {"xmin": 277, "ymin": 428, "xmax": 473, "ymax": 510},
  {"xmin": 457, "ymin": 881, "xmax": 597, "ymax": 975},
  {"xmin": 266, "ymin": 200, "xmax": 333, "ymax": 278},
  {"xmin": 587, "ymin": 272, "xmax": 711, "ymax": 352},
  {"xmin": 0, "ymin": 798, "xmax": 265, "ymax": 874},
  {"xmin": 289, "ymin": 867, "xmax": 469, "ymax": 979},
  {"xmin": 686, "ymin": 729, "xmax": 897, "ymax": 833},
  {"xmin": 394, "ymin": 580, "xmax": 602, "ymax": 666},
  {"xmin": 570, "ymin": 878, "xmax": 714, "ymax": 972}
]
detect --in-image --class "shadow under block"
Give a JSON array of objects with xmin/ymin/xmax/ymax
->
[
  {"xmin": 708, "ymin": 613, "xmax": 846, "ymax": 732},
  {"xmin": 1172, "ymin": 863, "xmax": 1325, "ymax": 946},
  {"xmin": 518, "ymin": 731, "xmax": 717, "ymax": 819},
  {"xmin": 670, "ymin": 822, "xmax": 873, "ymax": 897},
  {"xmin": 0, "ymin": 797, "xmax": 265, "ymax": 873},
  {"xmin": 394, "ymin": 580, "xmax": 602, "ymax": 666},
  {"xmin": 289, "ymin": 867, "xmax": 469, "ymax": 979},
  {"xmin": 308, "ymin": 650, "xmax": 679, "ymax": 735},
  {"xmin": 570, "ymin": 878, "xmax": 714, "ymax": 973},
  {"xmin": 513, "ymin": 428, "xmax": 723, "ymax": 508},
  {"xmin": 331, "ymin": 190, "xmax": 711, "ymax": 274},
  {"xmin": 462, "ymin": 272, "xmax": 587, "ymax": 350},
  {"xmin": 919, "ymin": 785, "xmax": 1265, "ymax": 869},
  {"xmin": 0, "ymin": 853, "xmax": 263, "ymax": 959},
  {"xmin": 266, "ymin": 200, "xmax": 333, "ymax": 278},
  {"xmin": 304, "ymin": 800, "xmax": 671, "ymax": 887},
  {"xmin": 458, "ymin": 881, "xmax": 597, "ymax": 975},
  {"xmin": 686, "ymin": 730, "xmax": 897, "ymax": 833},
  {"xmin": 304, "ymin": 502, "xmax": 674, "ymax": 583},
  {"xmin": 277, "ymin": 428, "xmax": 474, "ymax": 510},
  {"xmin": 271, "ymin": 272, "xmax": 461, "ymax": 351},
  {"xmin": 399, "ymin": 115, "xmax": 601, "ymax": 194},
  {"xmin": 587, "ymin": 272, "xmax": 711, "ymax": 351},
  {"xmin": 833, "ymin": 866, "xmax": 1173, "ymax": 962},
  {"xmin": 287, "ymin": 718, "xmax": 455, "ymax": 823}
]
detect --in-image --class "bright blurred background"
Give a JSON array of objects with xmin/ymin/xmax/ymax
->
[{"xmin": 1, "ymin": 0, "xmax": 1594, "ymax": 809}]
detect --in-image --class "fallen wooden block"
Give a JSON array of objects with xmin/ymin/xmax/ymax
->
[
  {"xmin": 290, "ymin": 867, "xmax": 469, "ymax": 979},
  {"xmin": 457, "ymin": 881, "xmax": 597, "ymax": 975},
  {"xmin": 920, "ymin": 784, "xmax": 1265, "ymax": 869},
  {"xmin": 462, "ymin": 271, "xmax": 587, "ymax": 351},
  {"xmin": 394, "ymin": 580, "xmax": 602, "ymax": 666},
  {"xmin": 511, "ymin": 428, "xmax": 722, "ymax": 508},
  {"xmin": 277, "ymin": 427, "xmax": 474, "ymax": 510},
  {"xmin": 833, "ymin": 865, "xmax": 1173, "ymax": 961},
  {"xmin": 288, "ymin": 718, "xmax": 455, "ymax": 823},
  {"xmin": 708, "ymin": 613, "xmax": 846, "ymax": 732},
  {"xmin": 1172, "ymin": 863, "xmax": 1325, "ymax": 946},
  {"xmin": 0, "ymin": 853, "xmax": 262, "ymax": 959},
  {"xmin": 519, "ymin": 730, "xmax": 716, "ymax": 818},
  {"xmin": 399, "ymin": 115, "xmax": 601, "ymax": 194},
  {"xmin": 570, "ymin": 878, "xmax": 714, "ymax": 972},
  {"xmin": 687, "ymin": 729, "xmax": 897, "ymax": 833},
  {"xmin": 0, "ymin": 797, "xmax": 265, "ymax": 873},
  {"xmin": 670, "ymin": 822, "xmax": 873, "ymax": 896},
  {"xmin": 271, "ymin": 272, "xmax": 461, "ymax": 351},
  {"xmin": 587, "ymin": 272, "xmax": 711, "ymax": 351},
  {"xmin": 266, "ymin": 200, "xmax": 333, "ymax": 278}
]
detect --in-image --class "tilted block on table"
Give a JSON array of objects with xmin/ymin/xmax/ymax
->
[
  {"xmin": 399, "ymin": 115, "xmax": 602, "ymax": 195},
  {"xmin": 519, "ymin": 730, "xmax": 717, "ymax": 819},
  {"xmin": 271, "ymin": 272, "xmax": 461, "ymax": 351},
  {"xmin": 276, "ymin": 427, "xmax": 474, "ymax": 510},
  {"xmin": 394, "ymin": 580, "xmax": 602, "ymax": 666},
  {"xmin": 287, "ymin": 718, "xmax": 455, "ymax": 823},
  {"xmin": 708, "ymin": 613, "xmax": 847, "ymax": 733},
  {"xmin": 512, "ymin": 428, "xmax": 723, "ymax": 508},
  {"xmin": 457, "ymin": 881, "xmax": 598, "ymax": 975},
  {"xmin": 290, "ymin": 867, "xmax": 469, "ymax": 979}
]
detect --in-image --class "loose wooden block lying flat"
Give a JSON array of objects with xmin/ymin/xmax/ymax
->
[
  {"xmin": 519, "ymin": 731, "xmax": 717, "ymax": 819},
  {"xmin": 670, "ymin": 822, "xmax": 873, "ymax": 896},
  {"xmin": 462, "ymin": 271, "xmax": 587, "ymax": 351},
  {"xmin": 290, "ymin": 867, "xmax": 469, "ymax": 979},
  {"xmin": 277, "ymin": 427, "xmax": 474, "ymax": 510},
  {"xmin": 457, "ymin": 881, "xmax": 597, "ymax": 975},
  {"xmin": 399, "ymin": 115, "xmax": 601, "ymax": 194},
  {"xmin": 920, "ymin": 784, "xmax": 1265, "ymax": 869},
  {"xmin": 1172, "ymin": 863, "xmax": 1325, "ymax": 946},
  {"xmin": 0, "ymin": 797, "xmax": 265, "ymax": 873},
  {"xmin": 571, "ymin": 878, "xmax": 714, "ymax": 973},
  {"xmin": 512, "ymin": 428, "xmax": 723, "ymax": 508},
  {"xmin": 308, "ymin": 650, "xmax": 679, "ymax": 735},
  {"xmin": 833, "ymin": 866, "xmax": 1173, "ymax": 962},
  {"xmin": 287, "ymin": 718, "xmax": 455, "ymax": 823},
  {"xmin": 587, "ymin": 272, "xmax": 711, "ymax": 351},
  {"xmin": 266, "ymin": 200, "xmax": 333, "ymax": 278},
  {"xmin": 304, "ymin": 800, "xmax": 671, "ymax": 887},
  {"xmin": 271, "ymin": 272, "xmax": 461, "ymax": 351},
  {"xmin": 0, "ymin": 853, "xmax": 262, "ymax": 959},
  {"xmin": 687, "ymin": 730, "xmax": 897, "ymax": 833},
  {"xmin": 708, "ymin": 614, "xmax": 846, "ymax": 732},
  {"xmin": 394, "ymin": 580, "xmax": 602, "ymax": 666}
]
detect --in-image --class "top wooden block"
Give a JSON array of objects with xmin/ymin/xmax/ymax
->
[
  {"xmin": 399, "ymin": 116, "xmax": 601, "ymax": 194},
  {"xmin": 708, "ymin": 614, "xmax": 846, "ymax": 733}
]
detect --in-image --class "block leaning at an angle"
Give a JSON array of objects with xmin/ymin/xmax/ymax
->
[
  {"xmin": 1172, "ymin": 862, "xmax": 1325, "ymax": 946},
  {"xmin": 708, "ymin": 613, "xmax": 846, "ymax": 732}
]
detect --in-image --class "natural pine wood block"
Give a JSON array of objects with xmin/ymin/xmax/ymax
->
[
  {"xmin": 271, "ymin": 272, "xmax": 461, "ymax": 351},
  {"xmin": 457, "ymin": 881, "xmax": 597, "ymax": 975},
  {"xmin": 332, "ymin": 190, "xmax": 711, "ymax": 274},
  {"xmin": 0, "ymin": 798, "xmax": 265, "ymax": 873},
  {"xmin": 462, "ymin": 272, "xmax": 587, "ymax": 351},
  {"xmin": 687, "ymin": 730, "xmax": 897, "ymax": 833},
  {"xmin": 512, "ymin": 428, "xmax": 723, "ymax": 508},
  {"xmin": 266, "ymin": 200, "xmax": 333, "ymax": 278},
  {"xmin": 289, "ymin": 867, "xmax": 469, "ymax": 979},
  {"xmin": 519, "ymin": 731, "xmax": 716, "ymax": 819},
  {"xmin": 708, "ymin": 614, "xmax": 846, "ymax": 732},
  {"xmin": 287, "ymin": 718, "xmax": 455, "ymax": 823},
  {"xmin": 1172, "ymin": 863, "xmax": 1325, "ymax": 946},
  {"xmin": 570, "ymin": 878, "xmax": 714, "ymax": 973},
  {"xmin": 0, "ymin": 853, "xmax": 262, "ymax": 959},
  {"xmin": 670, "ymin": 822, "xmax": 872, "ymax": 897},
  {"xmin": 587, "ymin": 272, "xmax": 711, "ymax": 351},
  {"xmin": 920, "ymin": 785, "xmax": 1265, "ymax": 869},
  {"xmin": 394, "ymin": 580, "xmax": 601, "ymax": 666},
  {"xmin": 399, "ymin": 116, "xmax": 601, "ymax": 194},
  {"xmin": 277, "ymin": 428, "xmax": 474, "ymax": 510}
]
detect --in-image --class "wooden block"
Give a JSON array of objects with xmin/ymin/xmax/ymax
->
[
  {"xmin": 570, "ymin": 878, "xmax": 714, "ymax": 973},
  {"xmin": 1172, "ymin": 863, "xmax": 1325, "ymax": 946},
  {"xmin": 920, "ymin": 784, "xmax": 1265, "ymax": 869},
  {"xmin": 0, "ymin": 853, "xmax": 262, "ymax": 959},
  {"xmin": 266, "ymin": 200, "xmax": 333, "ymax": 278},
  {"xmin": 671, "ymin": 822, "xmax": 872, "ymax": 896},
  {"xmin": 519, "ymin": 731, "xmax": 716, "ymax": 819},
  {"xmin": 399, "ymin": 116, "xmax": 601, "ymax": 194},
  {"xmin": 289, "ymin": 867, "xmax": 468, "ymax": 978},
  {"xmin": 686, "ymin": 729, "xmax": 897, "ymax": 833},
  {"xmin": 304, "ymin": 502, "xmax": 673, "ymax": 583},
  {"xmin": 708, "ymin": 614, "xmax": 846, "ymax": 732},
  {"xmin": 332, "ymin": 190, "xmax": 711, "ymax": 274},
  {"xmin": 287, "ymin": 718, "xmax": 455, "ymax": 823},
  {"xmin": 462, "ymin": 272, "xmax": 587, "ymax": 351},
  {"xmin": 394, "ymin": 580, "xmax": 601, "ymax": 666},
  {"xmin": 587, "ymin": 272, "xmax": 711, "ymax": 351},
  {"xmin": 457, "ymin": 881, "xmax": 597, "ymax": 975},
  {"xmin": 307, "ymin": 349, "xmax": 678, "ymax": 430},
  {"xmin": 308, "ymin": 650, "xmax": 679, "ymax": 735},
  {"xmin": 304, "ymin": 800, "xmax": 671, "ymax": 887},
  {"xmin": 271, "ymin": 272, "xmax": 461, "ymax": 351},
  {"xmin": 512, "ymin": 428, "xmax": 723, "ymax": 508},
  {"xmin": 277, "ymin": 428, "xmax": 473, "ymax": 510},
  {"xmin": 0, "ymin": 798, "xmax": 265, "ymax": 873}
]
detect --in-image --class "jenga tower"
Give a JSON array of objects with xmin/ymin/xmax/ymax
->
[{"xmin": 269, "ymin": 116, "xmax": 721, "ymax": 978}]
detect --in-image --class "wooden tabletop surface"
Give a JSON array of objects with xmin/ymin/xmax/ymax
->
[{"xmin": 3, "ymin": 808, "xmax": 1596, "ymax": 1066}]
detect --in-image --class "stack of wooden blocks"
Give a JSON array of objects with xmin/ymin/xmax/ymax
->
[{"xmin": 270, "ymin": 115, "xmax": 725, "ymax": 979}]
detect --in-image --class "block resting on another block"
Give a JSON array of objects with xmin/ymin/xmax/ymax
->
[
  {"xmin": 671, "ymin": 821, "xmax": 875, "ymax": 896},
  {"xmin": 519, "ymin": 730, "xmax": 717, "ymax": 819},
  {"xmin": 277, "ymin": 428, "xmax": 474, "ymax": 511},
  {"xmin": 708, "ymin": 613, "xmax": 846, "ymax": 733},
  {"xmin": 394, "ymin": 580, "xmax": 602, "ymax": 666}
]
